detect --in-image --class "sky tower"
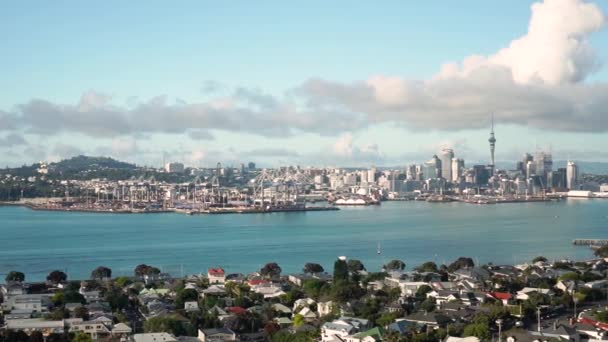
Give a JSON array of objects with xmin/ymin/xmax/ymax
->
[{"xmin": 488, "ymin": 114, "xmax": 496, "ymax": 174}]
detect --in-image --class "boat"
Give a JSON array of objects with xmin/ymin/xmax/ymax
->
[{"xmin": 377, "ymin": 242, "xmax": 382, "ymax": 255}]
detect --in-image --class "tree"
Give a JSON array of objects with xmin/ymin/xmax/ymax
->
[
  {"xmin": 47, "ymin": 270, "xmax": 67, "ymax": 284},
  {"xmin": 176, "ymin": 288, "xmax": 199, "ymax": 309},
  {"xmin": 347, "ymin": 259, "xmax": 366, "ymax": 273},
  {"xmin": 595, "ymin": 245, "xmax": 608, "ymax": 258},
  {"xmin": 47, "ymin": 307, "xmax": 69, "ymax": 320},
  {"xmin": 415, "ymin": 285, "xmax": 433, "ymax": 300},
  {"xmin": 91, "ymin": 266, "xmax": 112, "ymax": 280},
  {"xmin": 64, "ymin": 290, "xmax": 86, "ymax": 304},
  {"xmin": 72, "ymin": 332, "xmax": 92, "ymax": 342},
  {"xmin": 333, "ymin": 258, "xmax": 349, "ymax": 284},
  {"xmin": 463, "ymin": 323, "xmax": 491, "ymax": 340},
  {"xmin": 447, "ymin": 257, "xmax": 475, "ymax": 272},
  {"xmin": 532, "ymin": 256, "xmax": 548, "ymax": 263},
  {"xmin": 144, "ymin": 316, "xmax": 186, "ymax": 336},
  {"xmin": 303, "ymin": 263, "xmax": 324, "ymax": 274},
  {"xmin": 5, "ymin": 271, "xmax": 25, "ymax": 282},
  {"xmin": 419, "ymin": 298, "xmax": 436, "ymax": 313},
  {"xmin": 114, "ymin": 276, "xmax": 132, "ymax": 288},
  {"xmin": 74, "ymin": 306, "xmax": 89, "ymax": 320},
  {"xmin": 293, "ymin": 314, "xmax": 305, "ymax": 327},
  {"xmin": 29, "ymin": 331, "xmax": 44, "ymax": 342},
  {"xmin": 260, "ymin": 262, "xmax": 282, "ymax": 279},
  {"xmin": 134, "ymin": 264, "xmax": 160, "ymax": 277},
  {"xmin": 384, "ymin": 260, "xmax": 406, "ymax": 271},
  {"xmin": 302, "ymin": 279, "xmax": 329, "ymax": 299},
  {"xmin": 415, "ymin": 262, "xmax": 438, "ymax": 273}
]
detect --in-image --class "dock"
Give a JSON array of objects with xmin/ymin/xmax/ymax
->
[{"xmin": 573, "ymin": 239, "xmax": 608, "ymax": 246}]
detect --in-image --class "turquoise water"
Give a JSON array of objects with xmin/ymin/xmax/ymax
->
[{"xmin": 1, "ymin": 200, "xmax": 607, "ymax": 281}]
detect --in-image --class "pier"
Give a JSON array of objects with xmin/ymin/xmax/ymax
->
[{"xmin": 573, "ymin": 239, "xmax": 608, "ymax": 246}]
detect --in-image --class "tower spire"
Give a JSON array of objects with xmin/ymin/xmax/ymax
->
[{"xmin": 488, "ymin": 113, "xmax": 496, "ymax": 175}]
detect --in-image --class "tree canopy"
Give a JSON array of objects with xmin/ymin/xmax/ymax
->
[
  {"xmin": 91, "ymin": 266, "xmax": 112, "ymax": 280},
  {"xmin": 260, "ymin": 262, "xmax": 282, "ymax": 278},
  {"xmin": 5, "ymin": 271, "xmax": 25, "ymax": 282},
  {"xmin": 47, "ymin": 270, "xmax": 67, "ymax": 284},
  {"xmin": 333, "ymin": 258, "xmax": 349, "ymax": 284},
  {"xmin": 303, "ymin": 263, "xmax": 324, "ymax": 274},
  {"xmin": 595, "ymin": 245, "xmax": 608, "ymax": 258},
  {"xmin": 447, "ymin": 257, "xmax": 475, "ymax": 272},
  {"xmin": 384, "ymin": 260, "xmax": 406, "ymax": 271},
  {"xmin": 347, "ymin": 259, "xmax": 366, "ymax": 273},
  {"xmin": 134, "ymin": 264, "xmax": 161, "ymax": 277}
]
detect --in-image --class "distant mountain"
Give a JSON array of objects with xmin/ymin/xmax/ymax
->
[{"xmin": 51, "ymin": 155, "xmax": 137, "ymax": 172}]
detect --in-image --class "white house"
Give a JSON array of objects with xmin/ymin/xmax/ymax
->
[
  {"xmin": 207, "ymin": 268, "xmax": 226, "ymax": 284},
  {"xmin": 198, "ymin": 328, "xmax": 236, "ymax": 341}
]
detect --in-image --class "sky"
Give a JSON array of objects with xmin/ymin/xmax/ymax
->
[{"xmin": 0, "ymin": 0, "xmax": 607, "ymax": 168}]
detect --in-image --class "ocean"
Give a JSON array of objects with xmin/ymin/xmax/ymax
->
[{"xmin": 1, "ymin": 199, "xmax": 607, "ymax": 281}]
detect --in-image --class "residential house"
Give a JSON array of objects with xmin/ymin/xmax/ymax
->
[
  {"xmin": 184, "ymin": 301, "xmax": 199, "ymax": 312},
  {"xmin": 5, "ymin": 319, "xmax": 65, "ymax": 336},
  {"xmin": 133, "ymin": 333, "xmax": 178, "ymax": 342},
  {"xmin": 516, "ymin": 288, "xmax": 554, "ymax": 301},
  {"xmin": 208, "ymin": 268, "xmax": 226, "ymax": 284},
  {"xmin": 70, "ymin": 320, "xmax": 112, "ymax": 340},
  {"xmin": 295, "ymin": 307, "xmax": 317, "ymax": 322},
  {"xmin": 198, "ymin": 328, "xmax": 236, "ymax": 341}
]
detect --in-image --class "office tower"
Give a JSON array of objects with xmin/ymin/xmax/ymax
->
[
  {"xmin": 566, "ymin": 161, "xmax": 579, "ymax": 190},
  {"xmin": 451, "ymin": 158, "xmax": 464, "ymax": 182},
  {"xmin": 439, "ymin": 148, "xmax": 454, "ymax": 181}
]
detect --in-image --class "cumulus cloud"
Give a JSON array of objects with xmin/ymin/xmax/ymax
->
[
  {"xmin": 0, "ymin": 0, "xmax": 606, "ymax": 147},
  {"xmin": 331, "ymin": 133, "xmax": 384, "ymax": 165},
  {"xmin": 296, "ymin": 0, "xmax": 608, "ymax": 132}
]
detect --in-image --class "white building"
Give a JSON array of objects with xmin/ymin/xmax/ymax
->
[
  {"xmin": 566, "ymin": 161, "xmax": 578, "ymax": 190},
  {"xmin": 198, "ymin": 328, "xmax": 236, "ymax": 341},
  {"xmin": 165, "ymin": 162, "xmax": 185, "ymax": 173}
]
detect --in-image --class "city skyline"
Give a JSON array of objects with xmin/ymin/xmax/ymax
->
[{"xmin": 1, "ymin": 0, "xmax": 607, "ymax": 167}]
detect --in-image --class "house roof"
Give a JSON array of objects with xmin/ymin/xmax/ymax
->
[
  {"xmin": 489, "ymin": 292, "xmax": 512, "ymax": 300},
  {"xmin": 208, "ymin": 268, "xmax": 225, "ymax": 276},
  {"xmin": 226, "ymin": 306, "xmax": 247, "ymax": 315},
  {"xmin": 112, "ymin": 323, "xmax": 133, "ymax": 333},
  {"xmin": 201, "ymin": 328, "xmax": 235, "ymax": 336}
]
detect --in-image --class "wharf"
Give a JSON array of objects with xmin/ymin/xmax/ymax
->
[
  {"xmin": 187, "ymin": 206, "xmax": 339, "ymax": 215},
  {"xmin": 573, "ymin": 239, "xmax": 608, "ymax": 246}
]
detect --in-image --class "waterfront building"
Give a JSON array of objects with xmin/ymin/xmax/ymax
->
[
  {"xmin": 566, "ymin": 161, "xmax": 579, "ymax": 190},
  {"xmin": 164, "ymin": 162, "xmax": 184, "ymax": 173},
  {"xmin": 440, "ymin": 148, "xmax": 454, "ymax": 182}
]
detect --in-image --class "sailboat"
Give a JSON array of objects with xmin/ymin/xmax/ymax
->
[{"xmin": 377, "ymin": 242, "xmax": 382, "ymax": 255}]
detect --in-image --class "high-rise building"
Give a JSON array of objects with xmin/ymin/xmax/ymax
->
[
  {"xmin": 165, "ymin": 162, "xmax": 184, "ymax": 173},
  {"xmin": 439, "ymin": 148, "xmax": 454, "ymax": 182},
  {"xmin": 488, "ymin": 114, "xmax": 497, "ymax": 174},
  {"xmin": 248, "ymin": 162, "xmax": 256, "ymax": 170},
  {"xmin": 451, "ymin": 158, "xmax": 464, "ymax": 182},
  {"xmin": 520, "ymin": 153, "xmax": 533, "ymax": 173},
  {"xmin": 535, "ymin": 151, "xmax": 553, "ymax": 183},
  {"xmin": 566, "ymin": 161, "xmax": 579, "ymax": 190},
  {"xmin": 367, "ymin": 167, "xmax": 377, "ymax": 183},
  {"xmin": 423, "ymin": 155, "xmax": 442, "ymax": 179}
]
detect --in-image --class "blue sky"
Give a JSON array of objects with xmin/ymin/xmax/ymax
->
[{"xmin": 1, "ymin": 0, "xmax": 607, "ymax": 167}]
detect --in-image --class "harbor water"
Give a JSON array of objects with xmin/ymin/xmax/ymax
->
[{"xmin": 1, "ymin": 199, "xmax": 607, "ymax": 281}]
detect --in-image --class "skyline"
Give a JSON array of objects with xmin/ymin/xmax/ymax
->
[{"xmin": 1, "ymin": 0, "xmax": 608, "ymax": 167}]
